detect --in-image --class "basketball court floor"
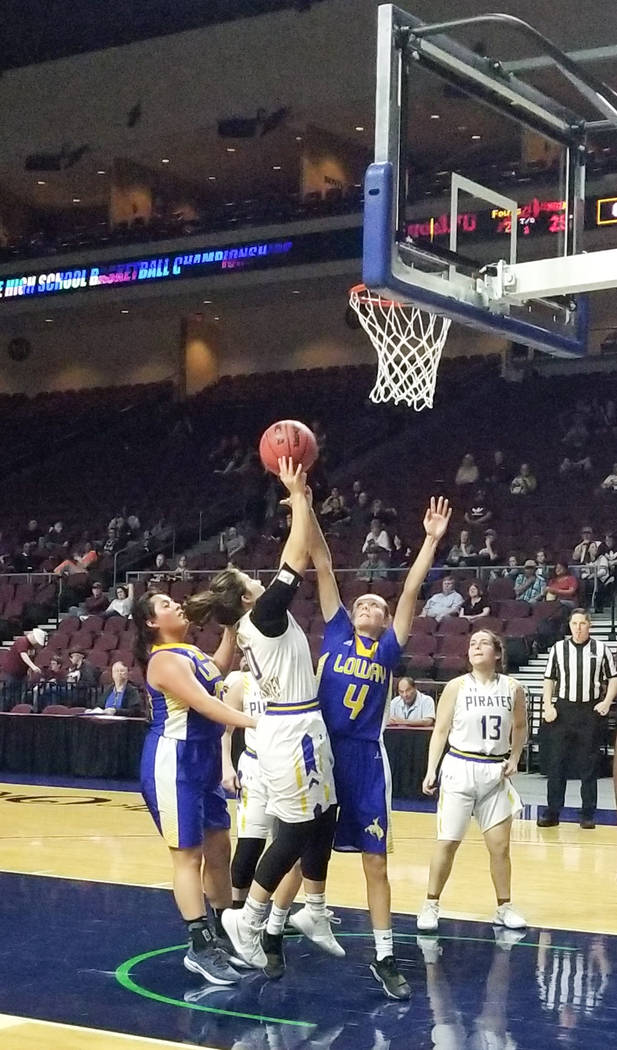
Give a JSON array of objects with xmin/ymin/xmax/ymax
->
[{"xmin": 1, "ymin": 774, "xmax": 615, "ymax": 1050}]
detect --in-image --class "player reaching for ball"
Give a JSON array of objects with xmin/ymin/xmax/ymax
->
[
  {"xmin": 184, "ymin": 457, "xmax": 342, "ymax": 972},
  {"xmin": 307, "ymin": 496, "xmax": 451, "ymax": 1000},
  {"xmin": 417, "ymin": 630, "xmax": 528, "ymax": 933}
]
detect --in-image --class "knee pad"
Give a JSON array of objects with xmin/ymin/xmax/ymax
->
[{"xmin": 231, "ymin": 837, "xmax": 266, "ymax": 890}]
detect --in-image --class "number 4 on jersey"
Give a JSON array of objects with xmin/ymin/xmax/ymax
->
[{"xmin": 343, "ymin": 683, "xmax": 369, "ymax": 720}]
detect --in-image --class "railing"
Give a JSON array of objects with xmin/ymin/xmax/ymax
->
[{"xmin": 0, "ymin": 681, "xmax": 103, "ymax": 714}]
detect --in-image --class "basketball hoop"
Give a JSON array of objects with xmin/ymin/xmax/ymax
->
[{"xmin": 349, "ymin": 284, "xmax": 451, "ymax": 411}]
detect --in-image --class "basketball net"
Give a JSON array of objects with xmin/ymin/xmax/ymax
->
[{"xmin": 349, "ymin": 284, "xmax": 451, "ymax": 411}]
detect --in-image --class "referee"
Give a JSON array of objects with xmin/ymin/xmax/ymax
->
[{"xmin": 538, "ymin": 608, "xmax": 617, "ymax": 829}]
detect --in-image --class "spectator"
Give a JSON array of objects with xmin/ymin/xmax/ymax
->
[
  {"xmin": 596, "ymin": 530, "xmax": 617, "ymax": 566},
  {"xmin": 459, "ymin": 582, "xmax": 491, "ymax": 621},
  {"xmin": 455, "ymin": 453, "xmax": 479, "ymax": 489},
  {"xmin": 100, "ymin": 662, "xmax": 143, "ymax": 716},
  {"xmin": 572, "ymin": 526, "xmax": 598, "ymax": 607},
  {"xmin": 545, "ymin": 561, "xmax": 578, "ymax": 608},
  {"xmin": 349, "ymin": 490, "xmax": 371, "ymax": 527},
  {"xmin": 103, "ymin": 525, "xmax": 120, "ymax": 555},
  {"xmin": 149, "ymin": 553, "xmax": 170, "ymax": 582},
  {"xmin": 126, "ymin": 513, "xmax": 141, "ymax": 538},
  {"xmin": 446, "ymin": 529, "xmax": 476, "ymax": 567},
  {"xmin": 370, "ymin": 498, "xmax": 397, "ymax": 527},
  {"xmin": 53, "ymin": 545, "xmax": 97, "ymax": 576},
  {"xmin": 35, "ymin": 655, "xmax": 67, "ymax": 710},
  {"xmin": 535, "ymin": 549, "xmax": 550, "ymax": 581},
  {"xmin": 514, "ymin": 559, "xmax": 546, "ymax": 603},
  {"xmin": 477, "ymin": 528, "xmax": 500, "ymax": 566},
  {"xmin": 321, "ymin": 496, "xmax": 350, "ymax": 531},
  {"xmin": 45, "ymin": 520, "xmax": 67, "ymax": 549},
  {"xmin": 421, "ymin": 576, "xmax": 464, "ymax": 622},
  {"xmin": 66, "ymin": 648, "xmax": 99, "ymax": 697},
  {"xmin": 20, "ymin": 519, "xmax": 41, "ymax": 546},
  {"xmin": 1, "ymin": 628, "xmax": 46, "ymax": 689},
  {"xmin": 351, "ymin": 480, "xmax": 363, "ymax": 501},
  {"xmin": 214, "ymin": 435, "xmax": 245, "ymax": 475},
  {"xmin": 599, "ymin": 461, "xmax": 617, "ymax": 493},
  {"xmin": 390, "ymin": 534, "xmax": 412, "ymax": 571},
  {"xmin": 562, "ymin": 415, "xmax": 589, "ymax": 452},
  {"xmin": 389, "ymin": 677, "xmax": 435, "ymax": 726},
  {"xmin": 356, "ymin": 550, "xmax": 388, "ymax": 581},
  {"xmin": 13, "ymin": 542, "xmax": 36, "ymax": 573},
  {"xmin": 219, "ymin": 525, "xmax": 246, "ymax": 562},
  {"xmin": 539, "ymin": 609, "xmax": 617, "ymax": 829},
  {"xmin": 102, "ymin": 583, "xmax": 134, "ymax": 619},
  {"xmin": 502, "ymin": 554, "xmax": 520, "ymax": 581},
  {"xmin": 362, "ymin": 518, "xmax": 391, "ymax": 557},
  {"xmin": 84, "ymin": 581, "xmax": 109, "ymax": 616},
  {"xmin": 485, "ymin": 449, "xmax": 508, "ymax": 487},
  {"xmin": 320, "ymin": 487, "xmax": 346, "ymax": 517},
  {"xmin": 464, "ymin": 488, "xmax": 493, "ymax": 528},
  {"xmin": 559, "ymin": 453, "xmax": 592, "ymax": 477},
  {"xmin": 173, "ymin": 554, "xmax": 192, "ymax": 581},
  {"xmin": 510, "ymin": 463, "xmax": 537, "ymax": 496},
  {"xmin": 269, "ymin": 512, "xmax": 291, "ymax": 544}
]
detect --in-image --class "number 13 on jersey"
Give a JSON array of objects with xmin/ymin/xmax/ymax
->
[{"xmin": 343, "ymin": 683, "xmax": 368, "ymax": 720}]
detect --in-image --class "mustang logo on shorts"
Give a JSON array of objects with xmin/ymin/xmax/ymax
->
[{"xmin": 365, "ymin": 816, "xmax": 384, "ymax": 840}]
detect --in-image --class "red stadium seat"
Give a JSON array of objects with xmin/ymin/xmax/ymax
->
[{"xmin": 437, "ymin": 617, "xmax": 470, "ymax": 635}]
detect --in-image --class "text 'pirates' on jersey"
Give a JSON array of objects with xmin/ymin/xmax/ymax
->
[
  {"xmin": 316, "ymin": 606, "xmax": 402, "ymax": 741},
  {"xmin": 449, "ymin": 672, "xmax": 516, "ymax": 756},
  {"xmin": 146, "ymin": 642, "xmax": 225, "ymax": 742}
]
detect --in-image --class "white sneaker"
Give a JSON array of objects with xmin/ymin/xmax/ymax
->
[
  {"xmin": 493, "ymin": 903, "xmax": 527, "ymax": 930},
  {"xmin": 288, "ymin": 906, "xmax": 345, "ymax": 957},
  {"xmin": 416, "ymin": 899, "xmax": 439, "ymax": 932},
  {"xmin": 221, "ymin": 907, "xmax": 267, "ymax": 969}
]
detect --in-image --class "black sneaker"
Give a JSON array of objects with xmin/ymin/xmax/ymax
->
[
  {"xmin": 536, "ymin": 811, "xmax": 560, "ymax": 828},
  {"xmin": 262, "ymin": 930, "xmax": 286, "ymax": 979},
  {"xmin": 580, "ymin": 815, "xmax": 596, "ymax": 829},
  {"xmin": 369, "ymin": 955, "xmax": 411, "ymax": 1000},
  {"xmin": 184, "ymin": 945, "xmax": 241, "ymax": 985}
]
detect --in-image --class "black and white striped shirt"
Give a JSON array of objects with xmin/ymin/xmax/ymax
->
[{"xmin": 544, "ymin": 638, "xmax": 617, "ymax": 702}]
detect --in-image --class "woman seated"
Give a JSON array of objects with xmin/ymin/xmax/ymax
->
[{"xmin": 459, "ymin": 582, "xmax": 491, "ymax": 622}]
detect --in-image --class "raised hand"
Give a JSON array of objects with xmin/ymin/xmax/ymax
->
[
  {"xmin": 278, "ymin": 457, "xmax": 307, "ymax": 496},
  {"xmin": 423, "ymin": 496, "xmax": 452, "ymax": 542}
]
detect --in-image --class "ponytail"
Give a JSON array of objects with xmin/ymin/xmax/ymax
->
[
  {"xmin": 132, "ymin": 593, "xmax": 159, "ymax": 671},
  {"xmin": 184, "ymin": 568, "xmax": 247, "ymax": 627}
]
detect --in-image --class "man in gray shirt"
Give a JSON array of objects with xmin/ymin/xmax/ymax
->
[{"xmin": 420, "ymin": 576, "xmax": 464, "ymax": 622}]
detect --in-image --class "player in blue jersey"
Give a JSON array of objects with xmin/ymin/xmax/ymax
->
[
  {"xmin": 312, "ymin": 496, "xmax": 451, "ymax": 999},
  {"xmin": 134, "ymin": 591, "xmax": 257, "ymax": 986}
]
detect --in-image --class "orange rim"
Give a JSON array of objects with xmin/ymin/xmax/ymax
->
[{"xmin": 349, "ymin": 282, "xmax": 409, "ymax": 309}]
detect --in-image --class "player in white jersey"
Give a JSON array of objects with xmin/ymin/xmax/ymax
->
[
  {"xmin": 185, "ymin": 458, "xmax": 341, "ymax": 974},
  {"xmin": 221, "ymin": 666, "xmax": 272, "ymax": 905},
  {"xmin": 417, "ymin": 629, "xmax": 528, "ymax": 932}
]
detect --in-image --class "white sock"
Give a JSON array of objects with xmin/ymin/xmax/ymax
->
[
  {"xmin": 305, "ymin": 891, "xmax": 327, "ymax": 919},
  {"xmin": 267, "ymin": 903, "xmax": 289, "ymax": 936},
  {"xmin": 242, "ymin": 894, "xmax": 268, "ymax": 929},
  {"xmin": 373, "ymin": 928, "xmax": 393, "ymax": 961}
]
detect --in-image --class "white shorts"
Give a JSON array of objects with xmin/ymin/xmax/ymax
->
[
  {"xmin": 255, "ymin": 702, "xmax": 336, "ymax": 824},
  {"xmin": 236, "ymin": 747, "xmax": 273, "ymax": 840},
  {"xmin": 437, "ymin": 752, "xmax": 522, "ymax": 841}
]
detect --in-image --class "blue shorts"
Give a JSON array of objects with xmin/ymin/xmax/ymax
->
[
  {"xmin": 141, "ymin": 732, "xmax": 230, "ymax": 849},
  {"xmin": 330, "ymin": 736, "xmax": 392, "ymax": 854}
]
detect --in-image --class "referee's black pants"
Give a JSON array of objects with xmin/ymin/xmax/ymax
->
[{"xmin": 546, "ymin": 701, "xmax": 600, "ymax": 817}]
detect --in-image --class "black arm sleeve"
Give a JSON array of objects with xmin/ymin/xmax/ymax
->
[{"xmin": 250, "ymin": 563, "xmax": 303, "ymax": 637}]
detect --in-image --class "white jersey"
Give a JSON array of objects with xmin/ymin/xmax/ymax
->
[
  {"xmin": 449, "ymin": 673, "xmax": 516, "ymax": 756},
  {"xmin": 224, "ymin": 670, "xmax": 267, "ymax": 751},
  {"xmin": 237, "ymin": 609, "xmax": 317, "ymax": 706}
]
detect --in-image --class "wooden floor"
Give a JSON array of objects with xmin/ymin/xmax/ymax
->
[{"xmin": 1, "ymin": 780, "xmax": 616, "ymax": 1050}]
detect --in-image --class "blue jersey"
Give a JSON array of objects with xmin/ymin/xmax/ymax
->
[
  {"xmin": 146, "ymin": 642, "xmax": 225, "ymax": 743},
  {"xmin": 316, "ymin": 606, "xmax": 402, "ymax": 742}
]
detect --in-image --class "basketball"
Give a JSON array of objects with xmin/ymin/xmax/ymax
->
[{"xmin": 258, "ymin": 419, "xmax": 318, "ymax": 474}]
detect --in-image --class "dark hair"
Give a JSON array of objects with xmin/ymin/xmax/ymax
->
[
  {"xmin": 184, "ymin": 568, "xmax": 247, "ymax": 627},
  {"xmin": 569, "ymin": 607, "xmax": 591, "ymax": 623},
  {"xmin": 469, "ymin": 628, "xmax": 506, "ymax": 672},
  {"xmin": 132, "ymin": 592, "xmax": 160, "ymax": 671}
]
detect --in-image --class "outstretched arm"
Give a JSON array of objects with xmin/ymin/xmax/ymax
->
[
  {"xmin": 149, "ymin": 652, "xmax": 256, "ymax": 729},
  {"xmin": 309, "ymin": 503, "xmax": 342, "ymax": 623},
  {"xmin": 221, "ymin": 677, "xmax": 243, "ymax": 792},
  {"xmin": 392, "ymin": 497, "xmax": 451, "ymax": 646},
  {"xmin": 278, "ymin": 458, "xmax": 311, "ymax": 576}
]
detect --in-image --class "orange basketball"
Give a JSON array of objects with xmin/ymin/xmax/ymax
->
[{"xmin": 258, "ymin": 419, "xmax": 319, "ymax": 474}]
